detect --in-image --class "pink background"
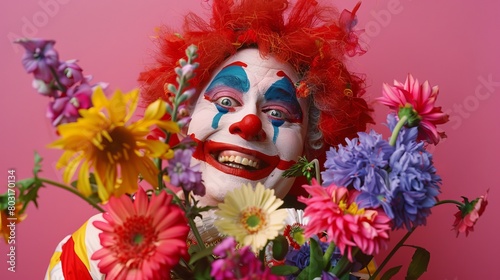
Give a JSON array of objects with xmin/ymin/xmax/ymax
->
[{"xmin": 1, "ymin": 0, "xmax": 499, "ymax": 279}]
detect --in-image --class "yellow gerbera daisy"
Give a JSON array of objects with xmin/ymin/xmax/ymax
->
[
  {"xmin": 214, "ymin": 182, "xmax": 287, "ymax": 253},
  {"xmin": 48, "ymin": 87, "xmax": 179, "ymax": 202}
]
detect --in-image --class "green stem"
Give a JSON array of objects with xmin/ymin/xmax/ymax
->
[
  {"xmin": 311, "ymin": 159, "xmax": 320, "ymax": 185},
  {"xmin": 434, "ymin": 200, "xmax": 464, "ymax": 207},
  {"xmin": 322, "ymin": 242, "xmax": 336, "ymax": 270},
  {"xmin": 49, "ymin": 66, "xmax": 67, "ymax": 92},
  {"xmin": 389, "ymin": 115, "xmax": 408, "ymax": 146},
  {"xmin": 369, "ymin": 226, "xmax": 417, "ymax": 280},
  {"xmin": 331, "ymin": 247, "xmax": 359, "ymax": 277},
  {"xmin": 187, "ymin": 218, "xmax": 206, "ymax": 250},
  {"xmin": 38, "ymin": 178, "xmax": 105, "ymax": 212}
]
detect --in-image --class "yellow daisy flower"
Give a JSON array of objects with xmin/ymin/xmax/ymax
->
[
  {"xmin": 214, "ymin": 182, "xmax": 287, "ymax": 253},
  {"xmin": 48, "ymin": 87, "xmax": 179, "ymax": 202}
]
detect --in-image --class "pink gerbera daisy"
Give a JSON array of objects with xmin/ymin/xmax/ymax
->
[
  {"xmin": 452, "ymin": 189, "xmax": 489, "ymax": 237},
  {"xmin": 91, "ymin": 188, "xmax": 189, "ymax": 280},
  {"xmin": 298, "ymin": 180, "xmax": 391, "ymax": 261},
  {"xmin": 378, "ymin": 74, "xmax": 449, "ymax": 144}
]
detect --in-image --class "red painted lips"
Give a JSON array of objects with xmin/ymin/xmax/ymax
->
[{"xmin": 192, "ymin": 139, "xmax": 295, "ymax": 180}]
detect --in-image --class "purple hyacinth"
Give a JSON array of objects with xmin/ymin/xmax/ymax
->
[
  {"xmin": 321, "ymin": 130, "xmax": 394, "ymax": 210},
  {"xmin": 15, "ymin": 38, "xmax": 60, "ymax": 83},
  {"xmin": 166, "ymin": 148, "xmax": 205, "ymax": 196},
  {"xmin": 387, "ymin": 115, "xmax": 441, "ymax": 230}
]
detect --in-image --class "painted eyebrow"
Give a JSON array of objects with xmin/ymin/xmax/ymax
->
[
  {"xmin": 205, "ymin": 61, "xmax": 250, "ymax": 94},
  {"xmin": 264, "ymin": 72, "xmax": 303, "ymax": 119}
]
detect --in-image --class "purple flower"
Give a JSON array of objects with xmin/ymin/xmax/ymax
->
[
  {"xmin": 387, "ymin": 125, "xmax": 441, "ymax": 230},
  {"xmin": 46, "ymin": 83, "xmax": 93, "ymax": 126},
  {"xmin": 166, "ymin": 148, "xmax": 205, "ymax": 196},
  {"xmin": 321, "ymin": 130, "xmax": 394, "ymax": 210},
  {"xmin": 15, "ymin": 38, "xmax": 60, "ymax": 82},
  {"xmin": 57, "ymin": 59, "xmax": 84, "ymax": 88}
]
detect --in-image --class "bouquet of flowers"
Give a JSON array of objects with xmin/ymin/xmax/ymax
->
[{"xmin": 0, "ymin": 38, "xmax": 489, "ymax": 280}]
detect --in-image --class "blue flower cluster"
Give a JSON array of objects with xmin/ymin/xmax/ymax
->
[{"xmin": 321, "ymin": 114, "xmax": 441, "ymax": 230}]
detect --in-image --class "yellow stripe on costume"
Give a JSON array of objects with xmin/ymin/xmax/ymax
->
[
  {"xmin": 71, "ymin": 220, "xmax": 91, "ymax": 271},
  {"xmin": 47, "ymin": 251, "xmax": 62, "ymax": 280}
]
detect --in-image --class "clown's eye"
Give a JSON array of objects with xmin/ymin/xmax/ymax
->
[
  {"xmin": 266, "ymin": 109, "xmax": 284, "ymax": 119},
  {"xmin": 215, "ymin": 96, "xmax": 240, "ymax": 108}
]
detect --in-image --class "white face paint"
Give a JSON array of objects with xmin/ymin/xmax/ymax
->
[{"xmin": 188, "ymin": 48, "xmax": 309, "ymax": 206}]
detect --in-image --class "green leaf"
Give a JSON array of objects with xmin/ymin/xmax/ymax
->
[
  {"xmin": 283, "ymin": 156, "xmax": 315, "ymax": 181},
  {"xmin": 405, "ymin": 246, "xmax": 430, "ymax": 280},
  {"xmin": 296, "ymin": 239, "xmax": 326, "ymax": 280},
  {"xmin": 310, "ymin": 238, "xmax": 325, "ymax": 274},
  {"xmin": 193, "ymin": 258, "xmax": 212, "ymax": 280},
  {"xmin": 17, "ymin": 178, "xmax": 36, "ymax": 190},
  {"xmin": 17, "ymin": 177, "xmax": 44, "ymax": 212},
  {"xmin": 0, "ymin": 193, "xmax": 9, "ymax": 210},
  {"xmin": 339, "ymin": 273, "xmax": 351, "ymax": 280},
  {"xmin": 270, "ymin": 265, "xmax": 299, "ymax": 276},
  {"xmin": 381, "ymin": 265, "xmax": 403, "ymax": 280},
  {"xmin": 188, "ymin": 245, "xmax": 215, "ymax": 265},
  {"xmin": 33, "ymin": 151, "xmax": 43, "ymax": 176},
  {"xmin": 272, "ymin": 235, "xmax": 289, "ymax": 260}
]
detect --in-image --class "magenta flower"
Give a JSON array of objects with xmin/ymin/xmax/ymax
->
[
  {"xmin": 46, "ymin": 83, "xmax": 93, "ymax": 126},
  {"xmin": 15, "ymin": 38, "xmax": 60, "ymax": 83},
  {"xmin": 211, "ymin": 237, "xmax": 284, "ymax": 280},
  {"xmin": 378, "ymin": 74, "xmax": 449, "ymax": 144},
  {"xmin": 298, "ymin": 180, "xmax": 391, "ymax": 262},
  {"xmin": 452, "ymin": 190, "xmax": 489, "ymax": 237},
  {"xmin": 57, "ymin": 59, "xmax": 84, "ymax": 88}
]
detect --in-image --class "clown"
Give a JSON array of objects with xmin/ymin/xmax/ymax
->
[
  {"xmin": 187, "ymin": 48, "xmax": 310, "ymax": 206},
  {"xmin": 45, "ymin": 0, "xmax": 373, "ymax": 279}
]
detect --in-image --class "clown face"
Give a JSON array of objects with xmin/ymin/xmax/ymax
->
[{"xmin": 188, "ymin": 48, "xmax": 309, "ymax": 206}]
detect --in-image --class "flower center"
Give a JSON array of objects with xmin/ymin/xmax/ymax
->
[
  {"xmin": 339, "ymin": 199, "xmax": 365, "ymax": 216},
  {"xmin": 174, "ymin": 162, "xmax": 185, "ymax": 174},
  {"xmin": 114, "ymin": 215, "xmax": 157, "ymax": 267},
  {"xmin": 95, "ymin": 126, "xmax": 137, "ymax": 164},
  {"xmin": 240, "ymin": 206, "xmax": 266, "ymax": 234},
  {"xmin": 284, "ymin": 223, "xmax": 306, "ymax": 249},
  {"xmin": 69, "ymin": 97, "xmax": 79, "ymax": 107}
]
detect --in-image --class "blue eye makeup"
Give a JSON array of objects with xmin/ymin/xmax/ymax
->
[
  {"xmin": 264, "ymin": 71, "xmax": 303, "ymax": 143},
  {"xmin": 205, "ymin": 62, "xmax": 249, "ymax": 128},
  {"xmin": 205, "ymin": 62, "xmax": 250, "ymax": 94},
  {"xmin": 263, "ymin": 72, "xmax": 303, "ymax": 123}
]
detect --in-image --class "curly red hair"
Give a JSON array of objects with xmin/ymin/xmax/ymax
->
[{"xmin": 139, "ymin": 0, "xmax": 373, "ymax": 148}]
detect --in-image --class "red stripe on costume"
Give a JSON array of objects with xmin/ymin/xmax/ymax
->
[{"xmin": 61, "ymin": 236, "xmax": 92, "ymax": 280}]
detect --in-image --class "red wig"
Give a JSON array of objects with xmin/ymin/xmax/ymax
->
[{"xmin": 139, "ymin": 0, "xmax": 373, "ymax": 149}]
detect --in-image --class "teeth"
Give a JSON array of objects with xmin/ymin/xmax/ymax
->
[{"xmin": 218, "ymin": 154, "xmax": 259, "ymax": 168}]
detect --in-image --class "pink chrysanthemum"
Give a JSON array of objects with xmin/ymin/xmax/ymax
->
[
  {"xmin": 91, "ymin": 188, "xmax": 189, "ymax": 280},
  {"xmin": 298, "ymin": 180, "xmax": 391, "ymax": 261},
  {"xmin": 453, "ymin": 190, "xmax": 489, "ymax": 237},
  {"xmin": 378, "ymin": 74, "xmax": 449, "ymax": 144}
]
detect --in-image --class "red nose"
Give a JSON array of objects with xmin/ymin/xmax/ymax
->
[{"xmin": 229, "ymin": 114, "xmax": 266, "ymax": 141}]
